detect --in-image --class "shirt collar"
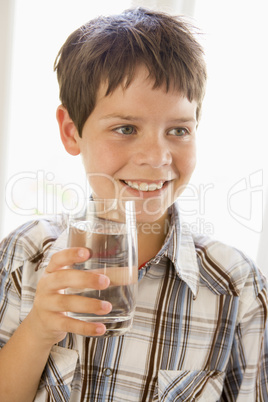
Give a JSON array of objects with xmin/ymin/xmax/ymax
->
[
  {"xmin": 168, "ymin": 202, "xmax": 200, "ymax": 298},
  {"xmin": 138, "ymin": 202, "xmax": 199, "ymax": 298}
]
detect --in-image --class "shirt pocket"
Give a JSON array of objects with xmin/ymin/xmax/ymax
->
[
  {"xmin": 35, "ymin": 345, "xmax": 79, "ymax": 401},
  {"xmin": 158, "ymin": 369, "xmax": 225, "ymax": 402}
]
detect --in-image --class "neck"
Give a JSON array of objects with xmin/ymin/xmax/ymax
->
[{"xmin": 137, "ymin": 212, "xmax": 170, "ymax": 268}]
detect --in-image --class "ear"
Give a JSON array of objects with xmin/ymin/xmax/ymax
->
[{"xmin": 56, "ymin": 105, "xmax": 81, "ymax": 156}]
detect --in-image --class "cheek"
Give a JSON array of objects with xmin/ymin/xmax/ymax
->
[
  {"xmin": 81, "ymin": 143, "xmax": 125, "ymax": 197},
  {"xmin": 81, "ymin": 143, "xmax": 118, "ymax": 174},
  {"xmin": 185, "ymin": 153, "xmax": 197, "ymax": 175},
  {"xmin": 175, "ymin": 144, "xmax": 196, "ymax": 176}
]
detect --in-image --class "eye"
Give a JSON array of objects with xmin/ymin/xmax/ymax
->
[
  {"xmin": 114, "ymin": 125, "xmax": 135, "ymax": 135},
  {"xmin": 168, "ymin": 127, "xmax": 189, "ymax": 137}
]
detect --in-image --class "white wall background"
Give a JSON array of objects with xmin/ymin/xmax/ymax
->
[
  {"xmin": 190, "ymin": 0, "xmax": 268, "ymax": 275},
  {"xmin": 0, "ymin": 0, "xmax": 15, "ymax": 237},
  {"xmin": 0, "ymin": 0, "xmax": 267, "ymax": 275}
]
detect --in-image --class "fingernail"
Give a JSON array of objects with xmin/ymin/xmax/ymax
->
[
  {"xmin": 98, "ymin": 275, "xmax": 109, "ymax": 287},
  {"xmin": 101, "ymin": 301, "xmax": 111, "ymax": 311},
  {"xmin": 95, "ymin": 324, "xmax": 106, "ymax": 335},
  {"xmin": 78, "ymin": 249, "xmax": 89, "ymax": 258}
]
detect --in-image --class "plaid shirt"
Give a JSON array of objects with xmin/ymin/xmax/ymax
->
[{"xmin": 0, "ymin": 203, "xmax": 267, "ymax": 401}]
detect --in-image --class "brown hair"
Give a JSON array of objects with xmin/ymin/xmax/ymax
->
[{"xmin": 54, "ymin": 7, "xmax": 207, "ymax": 137}]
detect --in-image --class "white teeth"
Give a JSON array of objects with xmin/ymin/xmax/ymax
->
[
  {"xmin": 132, "ymin": 182, "xmax": 140, "ymax": 190},
  {"xmin": 148, "ymin": 183, "xmax": 157, "ymax": 191},
  {"xmin": 124, "ymin": 181, "xmax": 164, "ymax": 191},
  {"xmin": 140, "ymin": 183, "xmax": 148, "ymax": 191}
]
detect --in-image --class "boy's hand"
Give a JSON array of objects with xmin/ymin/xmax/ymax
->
[{"xmin": 27, "ymin": 247, "xmax": 112, "ymax": 347}]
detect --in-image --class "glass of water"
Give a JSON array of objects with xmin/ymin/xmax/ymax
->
[{"xmin": 66, "ymin": 199, "xmax": 138, "ymax": 337}]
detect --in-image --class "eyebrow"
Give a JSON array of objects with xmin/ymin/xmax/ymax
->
[
  {"xmin": 168, "ymin": 117, "xmax": 197, "ymax": 125},
  {"xmin": 100, "ymin": 114, "xmax": 196, "ymax": 124},
  {"xmin": 100, "ymin": 114, "xmax": 142, "ymax": 121}
]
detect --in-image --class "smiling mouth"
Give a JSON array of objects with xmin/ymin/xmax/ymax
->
[{"xmin": 121, "ymin": 180, "xmax": 165, "ymax": 192}]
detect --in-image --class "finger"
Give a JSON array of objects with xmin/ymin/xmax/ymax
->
[
  {"xmin": 42, "ymin": 269, "xmax": 110, "ymax": 292},
  {"xmin": 56, "ymin": 314, "xmax": 107, "ymax": 337},
  {"xmin": 46, "ymin": 294, "xmax": 112, "ymax": 315},
  {"xmin": 101, "ymin": 266, "xmax": 138, "ymax": 286},
  {"xmin": 46, "ymin": 248, "xmax": 90, "ymax": 273}
]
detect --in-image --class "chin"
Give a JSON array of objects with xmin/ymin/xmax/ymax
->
[{"xmin": 134, "ymin": 199, "xmax": 169, "ymax": 223}]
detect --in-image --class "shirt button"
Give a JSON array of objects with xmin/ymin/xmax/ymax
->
[{"xmin": 103, "ymin": 368, "xmax": 113, "ymax": 377}]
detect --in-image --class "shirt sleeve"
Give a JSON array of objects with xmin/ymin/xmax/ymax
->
[
  {"xmin": 0, "ymin": 234, "xmax": 24, "ymax": 348},
  {"xmin": 0, "ymin": 218, "xmax": 65, "ymax": 350},
  {"xmin": 222, "ymin": 282, "xmax": 268, "ymax": 401}
]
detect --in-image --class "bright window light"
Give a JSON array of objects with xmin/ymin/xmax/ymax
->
[
  {"xmin": 186, "ymin": 0, "xmax": 268, "ymax": 271},
  {"xmin": 3, "ymin": 0, "xmax": 131, "ymax": 235}
]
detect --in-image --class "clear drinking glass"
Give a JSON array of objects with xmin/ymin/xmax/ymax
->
[{"xmin": 66, "ymin": 199, "xmax": 138, "ymax": 337}]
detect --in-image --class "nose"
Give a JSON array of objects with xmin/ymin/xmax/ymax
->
[{"xmin": 132, "ymin": 134, "xmax": 172, "ymax": 168}]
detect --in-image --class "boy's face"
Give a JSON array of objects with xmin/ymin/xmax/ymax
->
[{"xmin": 63, "ymin": 66, "xmax": 197, "ymax": 223}]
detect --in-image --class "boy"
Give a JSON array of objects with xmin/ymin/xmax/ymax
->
[{"xmin": 0, "ymin": 7, "xmax": 267, "ymax": 401}]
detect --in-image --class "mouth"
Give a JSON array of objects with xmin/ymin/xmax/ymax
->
[{"xmin": 120, "ymin": 180, "xmax": 167, "ymax": 192}]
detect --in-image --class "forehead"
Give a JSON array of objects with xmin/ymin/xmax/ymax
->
[
  {"xmin": 92, "ymin": 68, "xmax": 197, "ymax": 124},
  {"xmin": 96, "ymin": 65, "xmax": 191, "ymax": 105}
]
